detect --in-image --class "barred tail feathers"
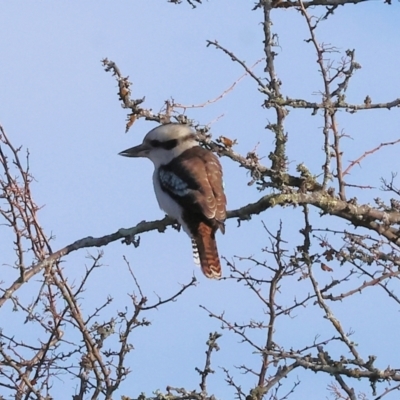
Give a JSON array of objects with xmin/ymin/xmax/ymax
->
[
  {"xmin": 193, "ymin": 222, "xmax": 222, "ymax": 279},
  {"xmin": 191, "ymin": 238, "xmax": 200, "ymax": 266}
]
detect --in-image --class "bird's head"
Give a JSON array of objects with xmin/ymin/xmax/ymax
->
[{"xmin": 119, "ymin": 123, "xmax": 198, "ymax": 167}]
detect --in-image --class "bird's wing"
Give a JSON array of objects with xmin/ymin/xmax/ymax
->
[
  {"xmin": 158, "ymin": 147, "xmax": 225, "ymax": 279},
  {"xmin": 158, "ymin": 147, "xmax": 226, "ymax": 227}
]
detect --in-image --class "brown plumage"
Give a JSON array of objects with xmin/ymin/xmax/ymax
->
[
  {"xmin": 192, "ymin": 221, "xmax": 222, "ymax": 279},
  {"xmin": 162, "ymin": 146, "xmax": 226, "ymax": 279}
]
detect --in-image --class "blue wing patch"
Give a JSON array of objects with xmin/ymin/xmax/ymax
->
[{"xmin": 159, "ymin": 168, "xmax": 190, "ymax": 197}]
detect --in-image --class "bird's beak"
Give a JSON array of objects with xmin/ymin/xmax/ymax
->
[{"xmin": 118, "ymin": 143, "xmax": 150, "ymax": 158}]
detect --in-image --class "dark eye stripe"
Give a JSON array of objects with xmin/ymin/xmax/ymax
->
[
  {"xmin": 150, "ymin": 139, "xmax": 178, "ymax": 150},
  {"xmin": 150, "ymin": 139, "xmax": 161, "ymax": 147}
]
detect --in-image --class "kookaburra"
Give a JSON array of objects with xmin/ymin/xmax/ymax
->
[{"xmin": 119, "ymin": 123, "xmax": 227, "ymax": 279}]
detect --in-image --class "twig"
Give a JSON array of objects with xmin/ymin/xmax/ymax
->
[
  {"xmin": 195, "ymin": 332, "xmax": 221, "ymax": 393},
  {"xmin": 343, "ymin": 139, "xmax": 400, "ymax": 176},
  {"xmin": 173, "ymin": 59, "xmax": 264, "ymax": 110},
  {"xmin": 206, "ymin": 41, "xmax": 268, "ymax": 93}
]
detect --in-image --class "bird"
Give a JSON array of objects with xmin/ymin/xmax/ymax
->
[{"xmin": 119, "ymin": 123, "xmax": 227, "ymax": 279}]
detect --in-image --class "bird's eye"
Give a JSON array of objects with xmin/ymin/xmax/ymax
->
[{"xmin": 150, "ymin": 140, "xmax": 161, "ymax": 147}]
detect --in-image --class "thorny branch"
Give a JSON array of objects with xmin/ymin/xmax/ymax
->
[
  {"xmin": 0, "ymin": 249, "xmax": 196, "ymax": 399},
  {"xmin": 195, "ymin": 332, "xmax": 221, "ymax": 393},
  {"xmin": 1, "ymin": 0, "xmax": 400, "ymax": 399},
  {"xmin": 0, "ymin": 125, "xmax": 197, "ymax": 398},
  {"xmin": 202, "ymin": 222, "xmax": 400, "ymax": 399},
  {"xmin": 299, "ymin": 1, "xmax": 346, "ymax": 198},
  {"xmin": 4, "ymin": 183, "xmax": 400, "ymax": 312}
]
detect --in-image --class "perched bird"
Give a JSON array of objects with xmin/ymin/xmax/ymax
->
[{"xmin": 119, "ymin": 123, "xmax": 227, "ymax": 279}]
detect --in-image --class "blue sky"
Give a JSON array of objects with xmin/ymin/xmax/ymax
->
[{"xmin": 1, "ymin": 1, "xmax": 400, "ymax": 399}]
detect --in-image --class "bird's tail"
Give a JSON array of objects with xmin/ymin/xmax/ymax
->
[
  {"xmin": 193, "ymin": 222, "xmax": 222, "ymax": 279},
  {"xmin": 191, "ymin": 239, "xmax": 201, "ymax": 266}
]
